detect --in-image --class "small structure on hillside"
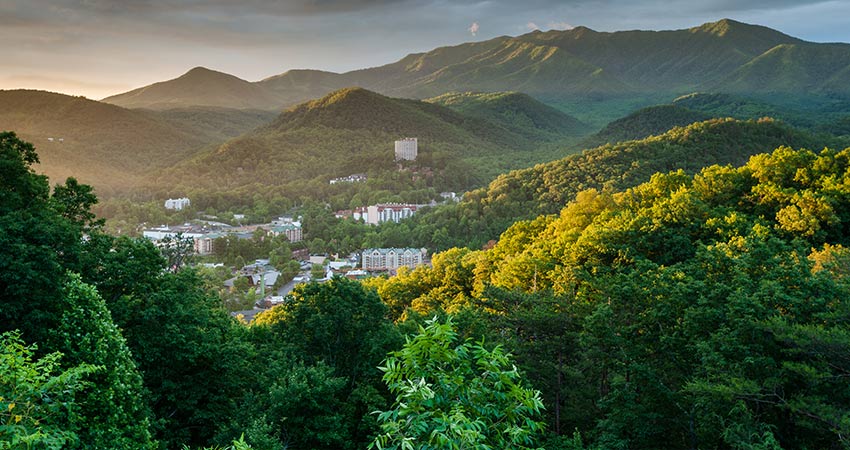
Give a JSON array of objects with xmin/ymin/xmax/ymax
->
[{"xmin": 164, "ymin": 197, "xmax": 191, "ymax": 210}]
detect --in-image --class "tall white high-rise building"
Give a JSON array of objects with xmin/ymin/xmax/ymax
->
[{"xmin": 394, "ymin": 137, "xmax": 418, "ymax": 161}]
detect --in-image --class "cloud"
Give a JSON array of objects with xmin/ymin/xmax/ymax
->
[
  {"xmin": 469, "ymin": 21, "xmax": 479, "ymax": 36},
  {"xmin": 548, "ymin": 21, "xmax": 573, "ymax": 30},
  {"xmin": 527, "ymin": 22, "xmax": 540, "ymax": 30}
]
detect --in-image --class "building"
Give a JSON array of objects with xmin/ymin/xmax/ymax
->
[
  {"xmin": 366, "ymin": 203, "xmax": 422, "ymax": 225},
  {"xmin": 269, "ymin": 222, "xmax": 303, "ymax": 243},
  {"xmin": 164, "ymin": 197, "xmax": 191, "ymax": 210},
  {"xmin": 142, "ymin": 228, "xmax": 220, "ymax": 255},
  {"xmin": 329, "ymin": 173, "xmax": 367, "ymax": 184},
  {"xmin": 394, "ymin": 137, "xmax": 418, "ymax": 161},
  {"xmin": 361, "ymin": 248, "xmax": 427, "ymax": 271}
]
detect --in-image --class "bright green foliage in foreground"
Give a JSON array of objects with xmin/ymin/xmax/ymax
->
[
  {"xmin": 0, "ymin": 332, "xmax": 95, "ymax": 450},
  {"xmin": 371, "ymin": 317, "xmax": 545, "ymax": 450},
  {"xmin": 52, "ymin": 274, "xmax": 154, "ymax": 449}
]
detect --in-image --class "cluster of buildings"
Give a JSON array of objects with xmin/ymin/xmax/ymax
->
[
  {"xmin": 142, "ymin": 216, "xmax": 303, "ymax": 256},
  {"xmin": 329, "ymin": 173, "xmax": 367, "ymax": 185},
  {"xmin": 268, "ymin": 217, "xmax": 303, "ymax": 243},
  {"xmin": 333, "ymin": 203, "xmax": 425, "ymax": 224}
]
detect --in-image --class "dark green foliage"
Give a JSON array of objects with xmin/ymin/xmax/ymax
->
[
  {"xmin": 0, "ymin": 132, "xmax": 156, "ymax": 448},
  {"xmin": 242, "ymin": 278, "xmax": 403, "ymax": 449},
  {"xmin": 0, "ymin": 131, "xmax": 81, "ymax": 337},
  {"xmin": 97, "ymin": 264, "xmax": 251, "ymax": 449}
]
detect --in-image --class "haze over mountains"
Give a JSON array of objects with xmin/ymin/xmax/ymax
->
[
  {"xmin": 102, "ymin": 19, "xmax": 850, "ymax": 113},
  {"xmin": 5, "ymin": 18, "xmax": 850, "ymax": 203}
]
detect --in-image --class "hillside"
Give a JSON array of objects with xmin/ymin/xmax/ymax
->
[
  {"xmin": 381, "ymin": 118, "xmax": 840, "ymax": 250},
  {"xmin": 148, "ymin": 87, "xmax": 588, "ymax": 206},
  {"xmin": 716, "ymin": 42, "xmax": 850, "ymax": 96},
  {"xmin": 143, "ymin": 107, "xmax": 278, "ymax": 142},
  {"xmin": 255, "ymin": 69, "xmax": 352, "ymax": 106},
  {"xmin": 426, "ymin": 91, "xmax": 589, "ymax": 139},
  {"xmin": 0, "ymin": 89, "xmax": 211, "ymax": 194},
  {"xmin": 581, "ymin": 104, "xmax": 710, "ymax": 148},
  {"xmin": 102, "ymin": 67, "xmax": 285, "ymax": 110}
]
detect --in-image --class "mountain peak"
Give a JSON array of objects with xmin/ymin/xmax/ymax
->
[
  {"xmin": 305, "ymin": 87, "xmax": 382, "ymax": 109},
  {"xmin": 103, "ymin": 66, "xmax": 283, "ymax": 110},
  {"xmin": 178, "ymin": 66, "xmax": 240, "ymax": 81},
  {"xmin": 697, "ymin": 18, "xmax": 744, "ymax": 36},
  {"xmin": 691, "ymin": 18, "xmax": 799, "ymax": 43},
  {"xmin": 186, "ymin": 66, "xmax": 215, "ymax": 74}
]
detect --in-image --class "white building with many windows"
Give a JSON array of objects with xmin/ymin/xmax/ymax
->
[
  {"xmin": 361, "ymin": 248, "xmax": 427, "ymax": 271},
  {"xmin": 164, "ymin": 197, "xmax": 191, "ymax": 210},
  {"xmin": 394, "ymin": 137, "xmax": 418, "ymax": 161},
  {"xmin": 365, "ymin": 203, "xmax": 422, "ymax": 225}
]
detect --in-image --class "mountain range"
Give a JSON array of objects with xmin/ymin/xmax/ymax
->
[
  {"xmin": 6, "ymin": 18, "xmax": 850, "ymax": 208},
  {"xmin": 102, "ymin": 19, "xmax": 850, "ymax": 117}
]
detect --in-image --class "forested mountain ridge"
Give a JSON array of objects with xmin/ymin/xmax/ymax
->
[
  {"xmin": 426, "ymin": 91, "xmax": 590, "ymax": 139},
  {"xmin": 103, "ymin": 19, "xmax": 850, "ymax": 115},
  {"xmin": 378, "ymin": 117, "xmax": 840, "ymax": 251},
  {"xmin": 580, "ymin": 104, "xmax": 711, "ymax": 148},
  {"xmin": 146, "ymin": 87, "xmax": 586, "ymax": 209}
]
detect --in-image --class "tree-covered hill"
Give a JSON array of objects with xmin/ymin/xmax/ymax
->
[
  {"xmin": 379, "ymin": 118, "xmax": 841, "ymax": 251},
  {"xmin": 580, "ymin": 104, "xmax": 711, "ymax": 148},
  {"xmin": 716, "ymin": 42, "xmax": 850, "ymax": 96},
  {"xmin": 102, "ymin": 66, "xmax": 286, "ymax": 110},
  {"xmin": 367, "ymin": 144, "xmax": 850, "ymax": 449},
  {"xmin": 0, "ymin": 89, "xmax": 213, "ymax": 195},
  {"xmin": 147, "ymin": 87, "xmax": 588, "ymax": 210},
  {"xmin": 426, "ymin": 91, "xmax": 590, "ymax": 139},
  {"xmin": 142, "ymin": 107, "xmax": 278, "ymax": 143}
]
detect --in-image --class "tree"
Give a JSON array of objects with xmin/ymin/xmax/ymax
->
[
  {"xmin": 371, "ymin": 317, "xmax": 546, "ymax": 450},
  {"xmin": 49, "ymin": 274, "xmax": 155, "ymax": 450},
  {"xmin": 250, "ymin": 278, "xmax": 401, "ymax": 449},
  {"xmin": 0, "ymin": 331, "xmax": 96, "ymax": 450},
  {"xmin": 310, "ymin": 263, "xmax": 326, "ymax": 280}
]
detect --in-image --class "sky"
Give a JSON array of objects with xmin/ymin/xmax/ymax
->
[{"xmin": 2, "ymin": 0, "xmax": 850, "ymax": 99}]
